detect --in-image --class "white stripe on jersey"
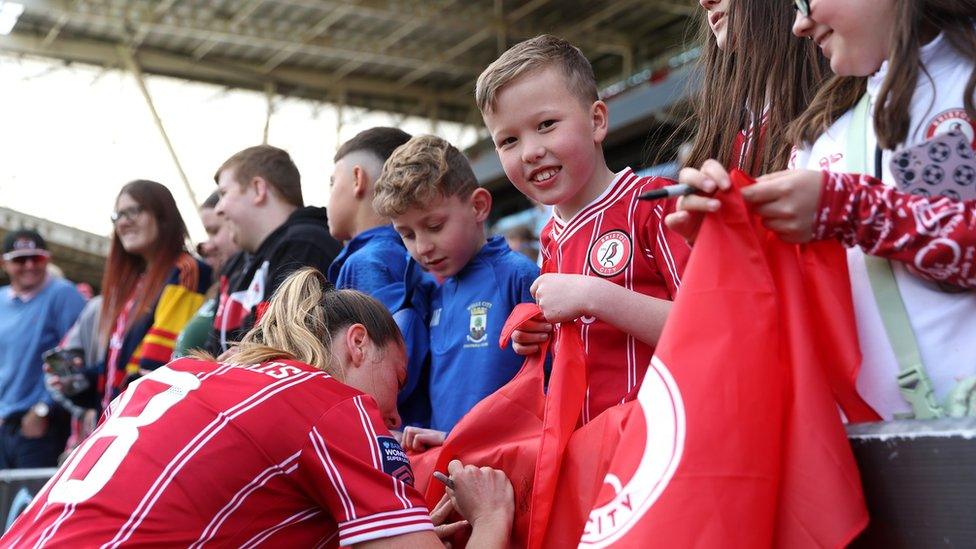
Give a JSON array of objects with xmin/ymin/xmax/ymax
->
[
  {"xmin": 393, "ymin": 476, "xmax": 411, "ymax": 510},
  {"xmin": 578, "ymin": 218, "xmax": 601, "ymax": 426},
  {"xmin": 314, "ymin": 531, "xmax": 339, "ymax": 549},
  {"xmin": 33, "ymin": 503, "xmax": 75, "ymax": 549},
  {"xmin": 352, "ymin": 396, "xmax": 381, "ymax": 470},
  {"xmin": 341, "ymin": 507, "xmax": 429, "ymax": 533},
  {"xmin": 340, "ymin": 507, "xmax": 433, "ymax": 545},
  {"xmin": 103, "ymin": 370, "xmax": 326, "ymax": 548},
  {"xmin": 191, "ymin": 451, "xmax": 301, "ymax": 548},
  {"xmin": 239, "ymin": 507, "xmax": 321, "ymax": 549},
  {"xmin": 199, "ymin": 362, "xmax": 238, "ymax": 382},
  {"xmin": 343, "ymin": 523, "xmax": 433, "ymax": 546},
  {"xmin": 654, "ymin": 203, "xmax": 681, "ymax": 287},
  {"xmin": 627, "ymin": 187, "xmax": 645, "ymax": 395},
  {"xmin": 311, "ymin": 426, "xmax": 356, "ymax": 522},
  {"xmin": 350, "ymin": 396, "xmax": 411, "ymax": 510}
]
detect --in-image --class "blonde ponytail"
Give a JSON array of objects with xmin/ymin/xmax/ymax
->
[
  {"xmin": 232, "ymin": 268, "xmax": 338, "ymax": 375},
  {"xmin": 191, "ymin": 268, "xmax": 404, "ymax": 380}
]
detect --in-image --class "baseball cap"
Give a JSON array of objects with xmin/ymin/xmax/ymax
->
[{"xmin": 2, "ymin": 229, "xmax": 52, "ymax": 261}]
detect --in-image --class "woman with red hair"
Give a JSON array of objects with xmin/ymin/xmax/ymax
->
[{"xmin": 89, "ymin": 180, "xmax": 211, "ymax": 412}]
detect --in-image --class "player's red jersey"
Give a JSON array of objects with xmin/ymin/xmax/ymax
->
[
  {"xmin": 540, "ymin": 168, "xmax": 690, "ymax": 423},
  {"xmin": 2, "ymin": 358, "xmax": 432, "ymax": 548}
]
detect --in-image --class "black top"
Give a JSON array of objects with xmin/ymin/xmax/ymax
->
[{"xmin": 206, "ymin": 207, "xmax": 342, "ymax": 354}]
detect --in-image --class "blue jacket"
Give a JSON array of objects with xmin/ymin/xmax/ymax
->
[
  {"xmin": 328, "ymin": 225, "xmax": 410, "ymax": 311},
  {"xmin": 327, "ymin": 225, "xmax": 433, "ymax": 426},
  {"xmin": 414, "ymin": 236, "xmax": 539, "ymax": 432},
  {"xmin": 0, "ymin": 278, "xmax": 85, "ymax": 418}
]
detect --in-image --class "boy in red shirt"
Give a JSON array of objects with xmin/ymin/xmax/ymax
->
[{"xmin": 477, "ymin": 35, "xmax": 690, "ymax": 422}]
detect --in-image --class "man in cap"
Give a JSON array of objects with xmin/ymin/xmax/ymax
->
[{"xmin": 0, "ymin": 229, "xmax": 84, "ymax": 468}]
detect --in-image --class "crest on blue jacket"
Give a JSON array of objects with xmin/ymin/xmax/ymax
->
[{"xmin": 465, "ymin": 301, "xmax": 492, "ymax": 346}]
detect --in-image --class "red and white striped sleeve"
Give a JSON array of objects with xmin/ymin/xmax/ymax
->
[
  {"xmin": 301, "ymin": 394, "xmax": 433, "ymax": 547},
  {"xmin": 815, "ymin": 170, "xmax": 976, "ymax": 288}
]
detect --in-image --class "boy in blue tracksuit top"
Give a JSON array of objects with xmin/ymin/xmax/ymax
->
[
  {"xmin": 326, "ymin": 126, "xmax": 414, "ymax": 296},
  {"xmin": 374, "ymin": 134, "xmax": 539, "ymax": 446},
  {"xmin": 326, "ymin": 127, "xmax": 435, "ymax": 427}
]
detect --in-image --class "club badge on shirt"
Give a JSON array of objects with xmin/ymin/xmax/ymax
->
[
  {"xmin": 376, "ymin": 435, "xmax": 415, "ymax": 486},
  {"xmin": 926, "ymin": 108, "xmax": 975, "ymax": 148},
  {"xmin": 588, "ymin": 230, "xmax": 633, "ymax": 278},
  {"xmin": 465, "ymin": 301, "xmax": 492, "ymax": 347}
]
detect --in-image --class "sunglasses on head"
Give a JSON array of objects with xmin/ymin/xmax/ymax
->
[{"xmin": 793, "ymin": 0, "xmax": 810, "ymax": 16}]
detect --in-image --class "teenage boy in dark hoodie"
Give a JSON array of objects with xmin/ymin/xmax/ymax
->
[{"xmin": 207, "ymin": 145, "xmax": 342, "ymax": 354}]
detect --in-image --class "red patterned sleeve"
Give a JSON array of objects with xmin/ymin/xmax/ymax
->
[
  {"xmin": 300, "ymin": 394, "xmax": 433, "ymax": 547},
  {"xmin": 814, "ymin": 170, "xmax": 976, "ymax": 288}
]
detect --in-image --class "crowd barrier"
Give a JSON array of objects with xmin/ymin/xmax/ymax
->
[
  {"xmin": 2, "ymin": 419, "xmax": 973, "ymax": 545},
  {"xmin": 0, "ymin": 468, "xmax": 57, "ymax": 531},
  {"xmin": 849, "ymin": 417, "xmax": 976, "ymax": 547}
]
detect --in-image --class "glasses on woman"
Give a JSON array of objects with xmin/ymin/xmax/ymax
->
[
  {"xmin": 110, "ymin": 205, "xmax": 145, "ymax": 225},
  {"xmin": 793, "ymin": 0, "xmax": 810, "ymax": 16}
]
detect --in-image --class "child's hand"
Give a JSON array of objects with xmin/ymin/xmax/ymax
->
[
  {"xmin": 530, "ymin": 274, "xmax": 597, "ymax": 323},
  {"xmin": 511, "ymin": 318, "xmax": 552, "ymax": 356},
  {"xmin": 665, "ymin": 159, "xmax": 731, "ymax": 243},
  {"xmin": 742, "ymin": 169, "xmax": 823, "ymax": 243},
  {"xmin": 402, "ymin": 426, "xmax": 447, "ymax": 452}
]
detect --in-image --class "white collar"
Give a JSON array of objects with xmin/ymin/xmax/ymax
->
[{"xmin": 7, "ymin": 276, "xmax": 50, "ymax": 303}]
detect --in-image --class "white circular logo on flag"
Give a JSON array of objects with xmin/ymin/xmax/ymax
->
[
  {"xmin": 588, "ymin": 230, "xmax": 632, "ymax": 278},
  {"xmin": 579, "ymin": 356, "xmax": 685, "ymax": 547}
]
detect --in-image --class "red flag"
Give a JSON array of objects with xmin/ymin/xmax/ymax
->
[
  {"xmin": 408, "ymin": 303, "xmax": 586, "ymax": 547},
  {"xmin": 530, "ymin": 170, "xmax": 873, "ymax": 547}
]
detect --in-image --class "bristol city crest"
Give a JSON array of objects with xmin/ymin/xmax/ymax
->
[
  {"xmin": 588, "ymin": 230, "xmax": 633, "ymax": 278},
  {"xmin": 926, "ymin": 109, "xmax": 976, "ymax": 149}
]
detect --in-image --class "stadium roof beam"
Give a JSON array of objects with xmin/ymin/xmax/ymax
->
[
  {"xmin": 394, "ymin": 0, "xmax": 554, "ymax": 88},
  {"xmin": 0, "ymin": 32, "xmax": 475, "ymax": 119},
  {"xmin": 2, "ymin": 0, "xmax": 695, "ymax": 124},
  {"xmin": 16, "ymin": 0, "xmax": 484, "ymax": 76},
  {"xmin": 118, "ymin": 44, "xmax": 202, "ymax": 217},
  {"xmin": 258, "ymin": 5, "xmax": 352, "ymax": 73},
  {"xmin": 329, "ymin": 0, "xmax": 462, "ymax": 82}
]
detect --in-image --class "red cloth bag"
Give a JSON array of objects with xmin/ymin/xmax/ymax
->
[
  {"xmin": 528, "ymin": 170, "xmax": 875, "ymax": 548},
  {"xmin": 408, "ymin": 302, "xmax": 585, "ymax": 548}
]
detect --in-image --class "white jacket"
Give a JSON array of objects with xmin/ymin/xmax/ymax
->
[{"xmin": 792, "ymin": 33, "xmax": 976, "ymax": 420}]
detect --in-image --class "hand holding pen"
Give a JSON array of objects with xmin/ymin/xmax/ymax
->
[{"xmin": 660, "ymin": 159, "xmax": 733, "ymax": 244}]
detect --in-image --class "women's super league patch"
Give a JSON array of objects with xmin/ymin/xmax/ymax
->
[
  {"xmin": 588, "ymin": 230, "xmax": 633, "ymax": 278},
  {"xmin": 376, "ymin": 435, "xmax": 415, "ymax": 486}
]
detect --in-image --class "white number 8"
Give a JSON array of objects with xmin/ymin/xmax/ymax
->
[{"xmin": 48, "ymin": 367, "xmax": 200, "ymax": 504}]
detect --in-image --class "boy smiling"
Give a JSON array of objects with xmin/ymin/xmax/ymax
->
[{"xmin": 478, "ymin": 35, "xmax": 690, "ymax": 422}]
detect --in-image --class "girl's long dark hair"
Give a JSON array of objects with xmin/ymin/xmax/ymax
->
[
  {"xmin": 98, "ymin": 180, "xmax": 190, "ymax": 346},
  {"xmin": 682, "ymin": 0, "xmax": 831, "ymax": 175},
  {"xmin": 790, "ymin": 0, "xmax": 976, "ymax": 149}
]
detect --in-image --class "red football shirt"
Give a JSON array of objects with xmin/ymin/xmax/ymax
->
[
  {"xmin": 2, "ymin": 358, "xmax": 432, "ymax": 548},
  {"xmin": 540, "ymin": 168, "xmax": 690, "ymax": 423}
]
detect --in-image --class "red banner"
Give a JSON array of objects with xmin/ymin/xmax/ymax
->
[{"xmin": 529, "ymin": 170, "xmax": 874, "ymax": 547}]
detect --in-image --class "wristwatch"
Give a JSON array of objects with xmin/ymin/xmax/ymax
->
[{"xmin": 31, "ymin": 402, "xmax": 50, "ymax": 419}]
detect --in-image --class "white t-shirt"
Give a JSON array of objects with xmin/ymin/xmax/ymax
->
[{"xmin": 792, "ymin": 33, "xmax": 976, "ymax": 420}]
